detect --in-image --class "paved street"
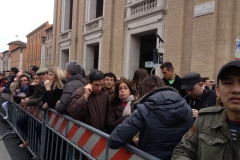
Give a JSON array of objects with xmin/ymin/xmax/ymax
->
[{"xmin": 0, "ymin": 116, "xmax": 32, "ymax": 160}]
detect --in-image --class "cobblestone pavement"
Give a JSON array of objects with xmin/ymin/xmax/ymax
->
[{"xmin": 0, "ymin": 116, "xmax": 32, "ymax": 160}]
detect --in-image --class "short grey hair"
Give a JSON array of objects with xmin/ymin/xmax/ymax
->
[{"xmin": 66, "ymin": 60, "xmax": 83, "ymax": 76}]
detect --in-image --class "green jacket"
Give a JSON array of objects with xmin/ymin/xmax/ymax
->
[{"xmin": 172, "ymin": 106, "xmax": 239, "ymax": 160}]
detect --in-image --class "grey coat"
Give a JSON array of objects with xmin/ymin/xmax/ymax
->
[{"xmin": 55, "ymin": 74, "xmax": 87, "ymax": 114}]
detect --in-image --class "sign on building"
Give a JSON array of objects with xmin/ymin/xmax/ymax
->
[
  {"xmin": 194, "ymin": 1, "xmax": 215, "ymax": 17},
  {"xmin": 145, "ymin": 61, "xmax": 156, "ymax": 68},
  {"xmin": 235, "ymin": 39, "xmax": 240, "ymax": 59}
]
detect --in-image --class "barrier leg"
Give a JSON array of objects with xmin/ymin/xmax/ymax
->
[
  {"xmin": 0, "ymin": 102, "xmax": 16, "ymax": 140},
  {"xmin": 0, "ymin": 130, "xmax": 15, "ymax": 140}
]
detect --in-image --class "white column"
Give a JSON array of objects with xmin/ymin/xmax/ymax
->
[{"xmin": 40, "ymin": 43, "xmax": 46, "ymax": 68}]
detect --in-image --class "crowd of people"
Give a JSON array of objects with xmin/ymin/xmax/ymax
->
[{"xmin": 0, "ymin": 60, "xmax": 240, "ymax": 160}]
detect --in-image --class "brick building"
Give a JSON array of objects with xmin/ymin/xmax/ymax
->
[
  {"xmin": 26, "ymin": 21, "xmax": 51, "ymax": 70},
  {"xmin": 52, "ymin": 0, "xmax": 240, "ymax": 79},
  {"xmin": 7, "ymin": 41, "xmax": 26, "ymax": 70}
]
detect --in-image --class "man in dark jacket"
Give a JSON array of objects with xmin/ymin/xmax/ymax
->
[
  {"xmin": 181, "ymin": 72, "xmax": 216, "ymax": 118},
  {"xmin": 160, "ymin": 62, "xmax": 186, "ymax": 97},
  {"xmin": 67, "ymin": 69, "xmax": 109, "ymax": 132},
  {"xmin": 55, "ymin": 60, "xmax": 87, "ymax": 114},
  {"xmin": 108, "ymin": 86, "xmax": 193, "ymax": 159}
]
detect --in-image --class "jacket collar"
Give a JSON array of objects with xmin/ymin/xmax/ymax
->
[{"xmin": 67, "ymin": 74, "xmax": 84, "ymax": 83}]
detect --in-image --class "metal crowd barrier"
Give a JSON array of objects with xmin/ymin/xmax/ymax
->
[{"xmin": 0, "ymin": 97, "xmax": 159, "ymax": 160}]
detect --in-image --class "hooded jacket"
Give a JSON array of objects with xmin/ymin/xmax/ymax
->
[{"xmin": 108, "ymin": 86, "xmax": 193, "ymax": 160}]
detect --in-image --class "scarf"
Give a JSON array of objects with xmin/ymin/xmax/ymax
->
[
  {"xmin": 20, "ymin": 85, "xmax": 29, "ymax": 93},
  {"xmin": 120, "ymin": 95, "xmax": 135, "ymax": 117}
]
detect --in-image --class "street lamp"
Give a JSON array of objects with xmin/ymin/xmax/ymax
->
[{"xmin": 41, "ymin": 36, "xmax": 46, "ymax": 43}]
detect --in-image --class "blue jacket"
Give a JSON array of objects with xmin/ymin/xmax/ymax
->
[{"xmin": 108, "ymin": 87, "xmax": 194, "ymax": 160}]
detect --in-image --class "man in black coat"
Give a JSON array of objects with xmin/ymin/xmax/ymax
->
[
  {"xmin": 160, "ymin": 62, "xmax": 186, "ymax": 97},
  {"xmin": 181, "ymin": 72, "xmax": 217, "ymax": 118}
]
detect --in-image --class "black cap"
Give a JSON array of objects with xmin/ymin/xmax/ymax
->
[
  {"xmin": 181, "ymin": 72, "xmax": 201, "ymax": 90},
  {"xmin": 217, "ymin": 60, "xmax": 240, "ymax": 82}
]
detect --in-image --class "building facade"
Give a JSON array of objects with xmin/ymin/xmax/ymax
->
[
  {"xmin": 7, "ymin": 41, "xmax": 26, "ymax": 70},
  {"xmin": 52, "ymin": 0, "xmax": 167, "ymax": 78},
  {"xmin": 164, "ymin": 0, "xmax": 240, "ymax": 79},
  {"xmin": 1, "ymin": 50, "xmax": 9, "ymax": 71},
  {"xmin": 26, "ymin": 22, "xmax": 50, "ymax": 70},
  {"xmin": 40, "ymin": 25, "xmax": 53, "ymax": 68},
  {"xmin": 52, "ymin": 0, "xmax": 240, "ymax": 80}
]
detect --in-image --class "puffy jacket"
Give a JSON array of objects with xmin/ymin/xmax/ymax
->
[{"xmin": 108, "ymin": 86, "xmax": 194, "ymax": 160}]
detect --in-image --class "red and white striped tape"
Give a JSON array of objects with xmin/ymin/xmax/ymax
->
[
  {"xmin": 47, "ymin": 111, "xmax": 145, "ymax": 160},
  {"xmin": 31, "ymin": 106, "xmax": 42, "ymax": 121}
]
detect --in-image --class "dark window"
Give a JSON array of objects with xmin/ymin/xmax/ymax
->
[{"xmin": 96, "ymin": 0, "xmax": 104, "ymax": 18}]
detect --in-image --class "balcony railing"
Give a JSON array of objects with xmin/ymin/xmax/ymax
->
[
  {"xmin": 83, "ymin": 17, "xmax": 104, "ymax": 32},
  {"xmin": 126, "ymin": 0, "xmax": 165, "ymax": 17},
  {"xmin": 59, "ymin": 30, "xmax": 71, "ymax": 41}
]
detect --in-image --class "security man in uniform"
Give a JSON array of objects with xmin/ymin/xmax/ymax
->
[{"xmin": 172, "ymin": 60, "xmax": 240, "ymax": 160}]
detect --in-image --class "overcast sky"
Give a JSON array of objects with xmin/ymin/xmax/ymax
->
[{"xmin": 0, "ymin": 0, "xmax": 54, "ymax": 52}]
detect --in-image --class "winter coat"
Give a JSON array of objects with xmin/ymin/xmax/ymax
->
[
  {"xmin": 108, "ymin": 86, "xmax": 194, "ymax": 160},
  {"xmin": 107, "ymin": 102, "xmax": 134, "ymax": 133},
  {"xmin": 27, "ymin": 84, "xmax": 46, "ymax": 107},
  {"xmin": 172, "ymin": 107, "xmax": 237, "ymax": 160},
  {"xmin": 44, "ymin": 88, "xmax": 63, "ymax": 109},
  {"xmin": 184, "ymin": 86, "xmax": 217, "ymax": 110},
  {"xmin": 55, "ymin": 74, "xmax": 87, "ymax": 115},
  {"xmin": 67, "ymin": 87, "xmax": 109, "ymax": 132}
]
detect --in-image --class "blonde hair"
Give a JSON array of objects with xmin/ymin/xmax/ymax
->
[{"xmin": 48, "ymin": 65, "xmax": 65, "ymax": 90}]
